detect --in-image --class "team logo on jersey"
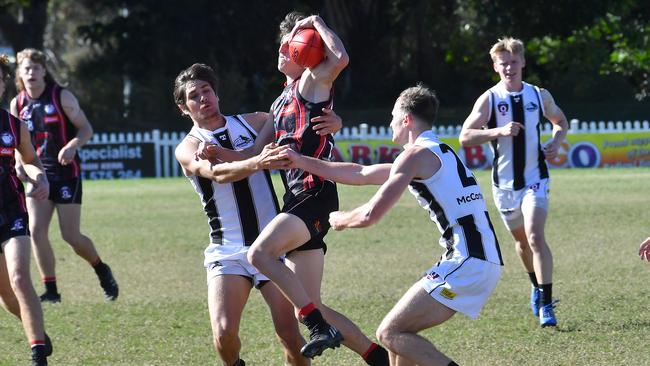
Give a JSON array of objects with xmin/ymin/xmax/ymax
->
[
  {"xmin": 233, "ymin": 135, "xmax": 252, "ymax": 149},
  {"xmin": 19, "ymin": 107, "xmax": 32, "ymax": 121},
  {"xmin": 25, "ymin": 120, "xmax": 34, "ymax": 131},
  {"xmin": 60, "ymin": 186, "xmax": 72, "ymax": 200},
  {"xmin": 44, "ymin": 104, "xmax": 56, "ymax": 115},
  {"xmin": 440, "ymin": 288, "xmax": 457, "ymax": 300},
  {"xmin": 497, "ymin": 101, "xmax": 509, "ymax": 115},
  {"xmin": 528, "ymin": 182, "xmax": 540, "ymax": 192},
  {"xmin": 525, "ymin": 102, "xmax": 538, "ymax": 112},
  {"xmin": 1, "ymin": 132, "xmax": 13, "ymax": 146},
  {"xmin": 10, "ymin": 218, "xmax": 25, "ymax": 232}
]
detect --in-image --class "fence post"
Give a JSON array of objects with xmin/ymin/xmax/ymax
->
[{"xmin": 153, "ymin": 129, "xmax": 161, "ymax": 178}]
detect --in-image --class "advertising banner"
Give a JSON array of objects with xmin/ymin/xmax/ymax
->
[
  {"xmin": 79, "ymin": 143, "xmax": 156, "ymax": 179},
  {"xmin": 334, "ymin": 132, "xmax": 650, "ymax": 169}
]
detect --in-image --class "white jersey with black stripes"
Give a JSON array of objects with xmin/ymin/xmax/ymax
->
[
  {"xmin": 486, "ymin": 81, "xmax": 549, "ymax": 190},
  {"xmin": 186, "ymin": 115, "xmax": 280, "ymax": 266},
  {"xmin": 408, "ymin": 130, "xmax": 503, "ymax": 265}
]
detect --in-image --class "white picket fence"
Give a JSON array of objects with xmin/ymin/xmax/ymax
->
[{"xmin": 87, "ymin": 118, "xmax": 650, "ymax": 178}]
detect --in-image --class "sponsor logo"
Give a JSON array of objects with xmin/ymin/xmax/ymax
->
[
  {"xmin": 0, "ymin": 147, "xmax": 14, "ymax": 156},
  {"xmin": 233, "ymin": 135, "xmax": 252, "ymax": 149},
  {"xmin": 44, "ymin": 104, "xmax": 56, "ymax": 115},
  {"xmin": 497, "ymin": 101, "xmax": 509, "ymax": 115},
  {"xmin": 10, "ymin": 218, "xmax": 25, "ymax": 232},
  {"xmin": 528, "ymin": 183, "xmax": 540, "ymax": 192},
  {"xmin": 60, "ymin": 186, "xmax": 72, "ymax": 200},
  {"xmin": 26, "ymin": 120, "xmax": 34, "ymax": 131},
  {"xmin": 440, "ymin": 288, "xmax": 457, "ymax": 299},
  {"xmin": 456, "ymin": 192, "xmax": 483, "ymax": 205},
  {"xmin": 525, "ymin": 101, "xmax": 538, "ymax": 112},
  {"xmin": 426, "ymin": 272, "xmax": 440, "ymax": 281},
  {"xmin": 44, "ymin": 116, "xmax": 60, "ymax": 124}
]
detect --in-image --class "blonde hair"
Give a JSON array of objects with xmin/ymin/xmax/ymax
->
[
  {"xmin": 489, "ymin": 37, "xmax": 525, "ymax": 61},
  {"xmin": 15, "ymin": 48, "xmax": 55, "ymax": 91}
]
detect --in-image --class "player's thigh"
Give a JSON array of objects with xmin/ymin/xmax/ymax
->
[
  {"xmin": 252, "ymin": 213, "xmax": 312, "ymax": 256},
  {"xmin": 26, "ymin": 197, "xmax": 55, "ymax": 232},
  {"xmin": 55, "ymin": 203, "xmax": 82, "ymax": 237},
  {"xmin": 2, "ymin": 236, "xmax": 32, "ymax": 278},
  {"xmin": 284, "ymin": 249, "xmax": 324, "ymax": 304},
  {"xmin": 380, "ymin": 282, "xmax": 455, "ymax": 334},
  {"xmin": 521, "ymin": 204, "xmax": 548, "ymax": 239},
  {"xmin": 207, "ymin": 275, "xmax": 252, "ymax": 332},
  {"xmin": 0, "ymin": 252, "xmax": 14, "ymax": 297}
]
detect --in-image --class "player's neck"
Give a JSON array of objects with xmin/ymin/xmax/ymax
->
[
  {"xmin": 502, "ymin": 79, "xmax": 523, "ymax": 93},
  {"xmin": 25, "ymin": 81, "xmax": 46, "ymax": 99},
  {"xmin": 195, "ymin": 113, "xmax": 226, "ymax": 132}
]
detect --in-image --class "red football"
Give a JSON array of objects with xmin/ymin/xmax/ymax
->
[{"xmin": 288, "ymin": 28, "xmax": 325, "ymax": 68}]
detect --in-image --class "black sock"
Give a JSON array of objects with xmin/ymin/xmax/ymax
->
[
  {"xmin": 232, "ymin": 359, "xmax": 245, "ymax": 366},
  {"xmin": 31, "ymin": 344, "xmax": 47, "ymax": 361},
  {"xmin": 301, "ymin": 308, "xmax": 327, "ymax": 332},
  {"xmin": 528, "ymin": 272, "xmax": 539, "ymax": 288},
  {"xmin": 448, "ymin": 362, "xmax": 459, "ymax": 366},
  {"xmin": 539, "ymin": 283, "xmax": 553, "ymax": 305},
  {"xmin": 364, "ymin": 344, "xmax": 389, "ymax": 366},
  {"xmin": 93, "ymin": 260, "xmax": 110, "ymax": 278},
  {"xmin": 44, "ymin": 280, "xmax": 58, "ymax": 294}
]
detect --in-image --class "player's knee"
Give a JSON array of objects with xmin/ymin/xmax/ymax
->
[
  {"xmin": 212, "ymin": 323, "xmax": 238, "ymax": 350},
  {"xmin": 8, "ymin": 269, "xmax": 30, "ymax": 295},
  {"xmin": 248, "ymin": 248, "xmax": 270, "ymax": 270},
  {"xmin": 376, "ymin": 322, "xmax": 395, "ymax": 348},
  {"xmin": 527, "ymin": 232, "xmax": 546, "ymax": 251},
  {"xmin": 61, "ymin": 230, "xmax": 83, "ymax": 245}
]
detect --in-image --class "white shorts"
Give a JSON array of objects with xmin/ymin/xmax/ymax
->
[
  {"xmin": 492, "ymin": 178, "xmax": 550, "ymax": 230},
  {"xmin": 205, "ymin": 250, "xmax": 269, "ymax": 289},
  {"xmin": 419, "ymin": 256, "xmax": 501, "ymax": 319}
]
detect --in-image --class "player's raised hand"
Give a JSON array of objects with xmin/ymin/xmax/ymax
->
[
  {"xmin": 500, "ymin": 122, "xmax": 525, "ymax": 137},
  {"xmin": 312, "ymin": 108, "xmax": 342, "ymax": 136},
  {"xmin": 639, "ymin": 237, "xmax": 650, "ymax": 262}
]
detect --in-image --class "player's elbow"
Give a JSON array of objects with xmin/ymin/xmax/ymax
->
[{"xmin": 458, "ymin": 130, "xmax": 475, "ymax": 147}]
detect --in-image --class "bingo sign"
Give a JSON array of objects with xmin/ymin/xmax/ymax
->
[
  {"xmin": 335, "ymin": 131, "xmax": 650, "ymax": 169},
  {"xmin": 79, "ymin": 143, "xmax": 155, "ymax": 179}
]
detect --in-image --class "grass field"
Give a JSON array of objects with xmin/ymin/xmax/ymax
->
[{"xmin": 1, "ymin": 168, "xmax": 649, "ymax": 365}]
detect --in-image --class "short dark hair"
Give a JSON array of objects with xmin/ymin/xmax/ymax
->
[
  {"xmin": 278, "ymin": 11, "xmax": 307, "ymax": 41},
  {"xmin": 173, "ymin": 63, "xmax": 219, "ymax": 107},
  {"xmin": 397, "ymin": 84, "xmax": 439, "ymax": 127}
]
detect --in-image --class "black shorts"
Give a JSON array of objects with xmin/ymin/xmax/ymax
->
[
  {"xmin": 0, "ymin": 212, "xmax": 30, "ymax": 252},
  {"xmin": 48, "ymin": 177, "xmax": 82, "ymax": 204},
  {"xmin": 283, "ymin": 181, "xmax": 338, "ymax": 254}
]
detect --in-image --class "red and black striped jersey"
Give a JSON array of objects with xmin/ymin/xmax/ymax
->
[
  {"xmin": 0, "ymin": 109, "xmax": 27, "ymax": 215},
  {"xmin": 16, "ymin": 83, "xmax": 80, "ymax": 181},
  {"xmin": 271, "ymin": 80, "xmax": 335, "ymax": 197}
]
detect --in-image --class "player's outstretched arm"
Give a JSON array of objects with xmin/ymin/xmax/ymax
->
[
  {"xmin": 459, "ymin": 91, "xmax": 523, "ymax": 147},
  {"xmin": 177, "ymin": 137, "xmax": 289, "ymax": 183},
  {"xmin": 329, "ymin": 148, "xmax": 425, "ymax": 230},
  {"xmin": 283, "ymin": 148, "xmax": 390, "ymax": 186}
]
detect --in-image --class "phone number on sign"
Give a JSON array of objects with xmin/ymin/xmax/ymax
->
[{"xmin": 81, "ymin": 170, "xmax": 142, "ymax": 180}]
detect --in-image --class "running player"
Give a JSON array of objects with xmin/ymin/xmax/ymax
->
[
  {"xmin": 196, "ymin": 12, "xmax": 390, "ymax": 365},
  {"xmin": 278, "ymin": 84, "xmax": 503, "ymax": 366},
  {"xmin": 174, "ymin": 62, "xmax": 336, "ymax": 366},
  {"xmin": 459, "ymin": 37, "xmax": 568, "ymax": 327},
  {"xmin": 10, "ymin": 48, "xmax": 118, "ymax": 302},
  {"xmin": 0, "ymin": 54, "xmax": 53, "ymax": 366}
]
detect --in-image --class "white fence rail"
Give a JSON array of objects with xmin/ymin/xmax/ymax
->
[{"xmin": 86, "ymin": 118, "xmax": 650, "ymax": 178}]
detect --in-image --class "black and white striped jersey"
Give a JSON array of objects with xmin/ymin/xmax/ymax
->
[
  {"xmin": 408, "ymin": 131, "xmax": 503, "ymax": 265},
  {"xmin": 186, "ymin": 115, "xmax": 280, "ymax": 262},
  {"xmin": 486, "ymin": 81, "xmax": 549, "ymax": 190}
]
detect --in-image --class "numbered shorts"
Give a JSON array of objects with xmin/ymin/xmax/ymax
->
[
  {"xmin": 492, "ymin": 178, "xmax": 550, "ymax": 231},
  {"xmin": 283, "ymin": 181, "xmax": 338, "ymax": 254},
  {"xmin": 205, "ymin": 250, "xmax": 269, "ymax": 289},
  {"xmin": 419, "ymin": 256, "xmax": 501, "ymax": 319},
  {"xmin": 48, "ymin": 177, "xmax": 82, "ymax": 204},
  {"xmin": 0, "ymin": 212, "xmax": 30, "ymax": 252}
]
